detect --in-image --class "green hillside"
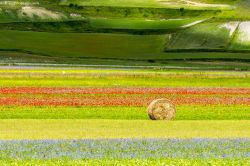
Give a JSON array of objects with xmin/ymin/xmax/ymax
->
[{"xmin": 0, "ymin": 0, "xmax": 250, "ymax": 70}]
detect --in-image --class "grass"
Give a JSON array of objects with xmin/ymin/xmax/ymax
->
[
  {"xmin": 1, "ymin": 76, "xmax": 250, "ymax": 87},
  {"xmin": 0, "ymin": 9, "xmax": 20, "ymax": 23},
  {"xmin": 0, "ymin": 69, "xmax": 249, "ymax": 87},
  {"xmin": 0, "ymin": 68, "xmax": 249, "ymax": 86},
  {"xmin": 89, "ymin": 17, "xmax": 197, "ymax": 30},
  {"xmin": 196, "ymin": 0, "xmax": 237, "ymax": 4},
  {"xmin": 0, "ymin": 18, "xmax": 199, "ymax": 33},
  {"xmin": 1, "ymin": 158, "xmax": 249, "ymax": 166},
  {"xmin": 0, "ymin": 30, "xmax": 166, "ymax": 59},
  {"xmin": 1, "ymin": 51, "xmax": 250, "ymax": 70},
  {"xmin": 61, "ymin": 0, "xmax": 233, "ymax": 9},
  {"xmin": 0, "ymin": 5, "xmax": 68, "ymax": 23},
  {"xmin": 166, "ymin": 22, "xmax": 235, "ymax": 51},
  {"xmin": 1, "ymin": 68, "xmax": 250, "ymax": 74},
  {"xmin": 1, "ymin": 51, "xmax": 250, "ymax": 67},
  {"xmin": 0, "ymin": 105, "xmax": 249, "ymax": 120},
  {"xmin": 0, "ymin": 30, "xmax": 250, "ymax": 70},
  {"xmin": 1, "ymin": 30, "xmax": 249, "ymax": 70},
  {"xmin": 0, "ymin": 1, "xmax": 222, "ymax": 21},
  {"xmin": 0, "ymin": 119, "xmax": 249, "ymax": 139},
  {"xmin": 61, "ymin": 0, "xmax": 163, "ymax": 8},
  {"xmin": 0, "ymin": 1, "xmax": 249, "ymax": 164}
]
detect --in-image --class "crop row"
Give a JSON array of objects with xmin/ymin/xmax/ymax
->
[
  {"xmin": 1, "ymin": 120, "xmax": 249, "ymax": 139},
  {"xmin": 1, "ymin": 87, "xmax": 250, "ymax": 95},
  {"xmin": 1, "ymin": 105, "xmax": 249, "ymax": 120},
  {"xmin": 0, "ymin": 95, "xmax": 249, "ymax": 106},
  {"xmin": 0, "ymin": 139, "xmax": 249, "ymax": 160},
  {"xmin": 2, "ymin": 158, "xmax": 249, "ymax": 166}
]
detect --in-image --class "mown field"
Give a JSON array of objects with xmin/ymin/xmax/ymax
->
[{"xmin": 0, "ymin": 68, "xmax": 249, "ymax": 165}]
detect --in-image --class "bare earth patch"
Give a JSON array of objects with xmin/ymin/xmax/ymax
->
[{"xmin": 219, "ymin": 22, "xmax": 239, "ymax": 37}]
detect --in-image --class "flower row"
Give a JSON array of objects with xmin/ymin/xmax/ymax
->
[
  {"xmin": 0, "ymin": 139, "xmax": 249, "ymax": 160},
  {"xmin": 0, "ymin": 87, "xmax": 250, "ymax": 95},
  {"xmin": 0, "ymin": 95, "xmax": 249, "ymax": 106}
]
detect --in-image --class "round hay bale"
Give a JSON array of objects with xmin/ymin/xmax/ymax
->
[{"xmin": 147, "ymin": 99, "xmax": 176, "ymax": 120}]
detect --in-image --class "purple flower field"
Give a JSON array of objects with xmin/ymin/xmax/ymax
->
[{"xmin": 0, "ymin": 139, "xmax": 249, "ymax": 160}]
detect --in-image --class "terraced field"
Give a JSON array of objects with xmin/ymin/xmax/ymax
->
[
  {"xmin": 0, "ymin": 0, "xmax": 250, "ymax": 69},
  {"xmin": 0, "ymin": 68, "xmax": 249, "ymax": 165}
]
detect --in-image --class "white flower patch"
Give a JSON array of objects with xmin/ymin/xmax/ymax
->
[
  {"xmin": 237, "ymin": 22, "xmax": 250, "ymax": 43},
  {"xmin": 18, "ymin": 6, "xmax": 65, "ymax": 20},
  {"xmin": 219, "ymin": 22, "xmax": 239, "ymax": 37},
  {"xmin": 70, "ymin": 13, "xmax": 82, "ymax": 18}
]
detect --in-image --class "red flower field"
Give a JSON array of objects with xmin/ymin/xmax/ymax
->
[{"xmin": 0, "ymin": 87, "xmax": 249, "ymax": 106}]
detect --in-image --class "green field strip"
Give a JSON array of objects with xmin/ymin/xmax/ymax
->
[
  {"xmin": 60, "ymin": 0, "xmax": 233, "ymax": 10},
  {"xmin": 0, "ymin": 69, "xmax": 249, "ymax": 87},
  {"xmin": 1, "ymin": 30, "xmax": 249, "ymax": 62},
  {"xmin": 1, "ymin": 77, "xmax": 250, "ymax": 87},
  {"xmin": 0, "ymin": 30, "xmax": 166, "ymax": 59},
  {"xmin": 89, "ymin": 18, "xmax": 197, "ymax": 30},
  {"xmin": 1, "ymin": 68, "xmax": 249, "ymax": 75},
  {"xmin": 0, "ymin": 120, "xmax": 249, "ymax": 139},
  {"xmin": 0, "ymin": 106, "xmax": 146, "ymax": 120},
  {"xmin": 2, "ymin": 51, "xmax": 250, "ymax": 66},
  {"xmin": 0, "ymin": 105, "xmax": 249, "ymax": 120},
  {"xmin": 1, "ymin": 159, "xmax": 249, "ymax": 166},
  {"xmin": 0, "ymin": 18, "xmax": 200, "ymax": 34},
  {"xmin": 60, "ymin": 0, "xmax": 174, "ymax": 8},
  {"xmin": 1, "ymin": 30, "xmax": 250, "ymax": 69}
]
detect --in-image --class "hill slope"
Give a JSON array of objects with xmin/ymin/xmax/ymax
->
[{"xmin": 0, "ymin": 0, "xmax": 249, "ymax": 70}]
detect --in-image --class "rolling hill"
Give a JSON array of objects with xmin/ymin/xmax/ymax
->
[{"xmin": 0, "ymin": 0, "xmax": 250, "ymax": 70}]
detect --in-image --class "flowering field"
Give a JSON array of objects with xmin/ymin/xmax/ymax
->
[{"xmin": 0, "ymin": 68, "xmax": 249, "ymax": 165}]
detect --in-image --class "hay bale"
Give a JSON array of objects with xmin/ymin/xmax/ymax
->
[{"xmin": 147, "ymin": 99, "xmax": 176, "ymax": 120}]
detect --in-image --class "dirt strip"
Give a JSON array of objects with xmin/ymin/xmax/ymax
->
[{"xmin": 0, "ymin": 87, "xmax": 250, "ymax": 95}]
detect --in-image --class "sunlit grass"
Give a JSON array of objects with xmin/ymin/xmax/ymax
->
[
  {"xmin": 0, "ymin": 105, "xmax": 249, "ymax": 120},
  {"xmin": 1, "ymin": 68, "xmax": 249, "ymax": 87},
  {"xmin": 1, "ymin": 158, "xmax": 249, "ymax": 166},
  {"xmin": 1, "ymin": 77, "xmax": 250, "ymax": 87},
  {"xmin": 0, "ymin": 120, "xmax": 249, "ymax": 139}
]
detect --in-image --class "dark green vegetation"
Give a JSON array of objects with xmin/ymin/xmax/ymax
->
[{"xmin": 0, "ymin": 18, "xmax": 197, "ymax": 33}]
